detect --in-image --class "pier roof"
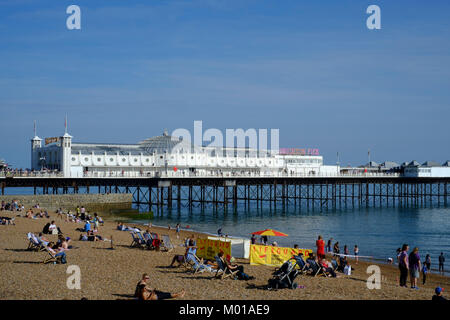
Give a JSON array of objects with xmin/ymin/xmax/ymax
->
[
  {"xmin": 422, "ymin": 161, "xmax": 441, "ymax": 167},
  {"xmin": 380, "ymin": 161, "xmax": 399, "ymax": 169},
  {"xmin": 139, "ymin": 131, "xmax": 197, "ymax": 154},
  {"xmin": 407, "ymin": 160, "xmax": 421, "ymax": 167}
]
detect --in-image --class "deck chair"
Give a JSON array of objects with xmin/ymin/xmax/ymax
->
[
  {"xmin": 214, "ymin": 256, "xmax": 238, "ymax": 280},
  {"xmin": 331, "ymin": 259, "xmax": 339, "ymax": 271},
  {"xmin": 141, "ymin": 232, "xmax": 155, "ymax": 250},
  {"xmin": 130, "ymin": 232, "xmax": 146, "ymax": 249},
  {"xmin": 292, "ymin": 255, "xmax": 308, "ymax": 274},
  {"xmin": 160, "ymin": 235, "xmax": 174, "ymax": 252},
  {"xmin": 185, "ymin": 252, "xmax": 211, "ymax": 274},
  {"xmin": 27, "ymin": 233, "xmax": 43, "ymax": 251},
  {"xmin": 307, "ymin": 259, "xmax": 327, "ymax": 277},
  {"xmin": 151, "ymin": 233, "xmax": 161, "ymax": 250},
  {"xmin": 42, "ymin": 245, "xmax": 64, "ymax": 264}
]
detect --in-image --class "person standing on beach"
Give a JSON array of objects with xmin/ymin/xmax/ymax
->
[
  {"xmin": 175, "ymin": 223, "xmax": 180, "ymax": 239},
  {"xmin": 261, "ymin": 235, "xmax": 268, "ymax": 246},
  {"xmin": 333, "ymin": 242, "xmax": 340, "ymax": 256},
  {"xmin": 326, "ymin": 239, "xmax": 332, "ymax": 253},
  {"xmin": 354, "ymin": 245, "xmax": 359, "ymax": 264},
  {"xmin": 439, "ymin": 252, "xmax": 445, "ymax": 274},
  {"xmin": 424, "ymin": 254, "xmax": 431, "ymax": 272},
  {"xmin": 344, "ymin": 245, "xmax": 349, "ymax": 256},
  {"xmin": 409, "ymin": 247, "xmax": 421, "ymax": 289},
  {"xmin": 316, "ymin": 235, "xmax": 325, "ymax": 260},
  {"xmin": 398, "ymin": 244, "xmax": 409, "ymax": 288},
  {"xmin": 251, "ymin": 234, "xmax": 256, "ymax": 245},
  {"xmin": 422, "ymin": 262, "xmax": 428, "ymax": 285}
]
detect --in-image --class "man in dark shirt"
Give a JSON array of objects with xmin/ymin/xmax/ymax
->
[
  {"xmin": 439, "ymin": 253, "xmax": 445, "ymax": 273},
  {"xmin": 432, "ymin": 287, "xmax": 447, "ymax": 301}
]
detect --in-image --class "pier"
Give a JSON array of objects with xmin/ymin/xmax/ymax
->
[{"xmin": 1, "ymin": 173, "xmax": 449, "ymax": 211}]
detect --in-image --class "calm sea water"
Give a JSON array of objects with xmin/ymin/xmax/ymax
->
[
  {"xmin": 132, "ymin": 205, "xmax": 450, "ymax": 272},
  {"xmin": 4, "ymin": 187, "xmax": 449, "ymax": 272}
]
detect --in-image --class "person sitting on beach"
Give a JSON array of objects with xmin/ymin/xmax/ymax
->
[
  {"xmin": 117, "ymin": 222, "xmax": 129, "ymax": 231},
  {"xmin": 219, "ymin": 253, "xmax": 254, "ymax": 280},
  {"xmin": 48, "ymin": 221, "xmax": 58, "ymax": 234},
  {"xmin": 88, "ymin": 230, "xmax": 103, "ymax": 241},
  {"xmin": 319, "ymin": 257, "xmax": 338, "ymax": 278},
  {"xmin": 143, "ymin": 229, "xmax": 154, "ymax": 247},
  {"xmin": 187, "ymin": 234, "xmax": 196, "ymax": 247},
  {"xmin": 170, "ymin": 254, "xmax": 186, "ymax": 267},
  {"xmin": 47, "ymin": 241, "xmax": 67, "ymax": 264},
  {"xmin": 134, "ymin": 273, "xmax": 185, "ymax": 300},
  {"xmin": 37, "ymin": 232, "xmax": 50, "ymax": 246},
  {"xmin": 26, "ymin": 209, "xmax": 34, "ymax": 219},
  {"xmin": 56, "ymin": 235, "xmax": 71, "ymax": 250},
  {"xmin": 84, "ymin": 220, "xmax": 91, "ymax": 232},
  {"xmin": 79, "ymin": 233, "xmax": 88, "ymax": 241}
]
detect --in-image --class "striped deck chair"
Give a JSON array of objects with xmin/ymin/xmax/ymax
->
[
  {"xmin": 214, "ymin": 256, "xmax": 238, "ymax": 280},
  {"xmin": 184, "ymin": 252, "xmax": 213, "ymax": 274},
  {"xmin": 42, "ymin": 245, "xmax": 64, "ymax": 264},
  {"xmin": 130, "ymin": 232, "xmax": 146, "ymax": 249},
  {"xmin": 160, "ymin": 235, "xmax": 174, "ymax": 252},
  {"xmin": 27, "ymin": 233, "xmax": 43, "ymax": 251},
  {"xmin": 308, "ymin": 260, "xmax": 327, "ymax": 277},
  {"xmin": 292, "ymin": 255, "xmax": 309, "ymax": 274}
]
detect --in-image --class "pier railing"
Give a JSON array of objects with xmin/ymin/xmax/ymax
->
[{"xmin": 1, "ymin": 170, "xmax": 400, "ymax": 179}]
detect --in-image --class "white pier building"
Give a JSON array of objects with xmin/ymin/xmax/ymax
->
[{"xmin": 31, "ymin": 129, "xmax": 339, "ymax": 178}]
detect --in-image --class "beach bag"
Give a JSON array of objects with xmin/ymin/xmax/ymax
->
[{"xmin": 344, "ymin": 265, "xmax": 351, "ymax": 275}]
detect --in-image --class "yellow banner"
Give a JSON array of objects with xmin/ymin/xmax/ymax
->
[
  {"xmin": 196, "ymin": 238, "xmax": 232, "ymax": 261},
  {"xmin": 250, "ymin": 244, "xmax": 313, "ymax": 267}
]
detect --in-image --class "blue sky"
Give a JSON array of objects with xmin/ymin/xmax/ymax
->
[{"xmin": 1, "ymin": 0, "xmax": 449, "ymax": 168}]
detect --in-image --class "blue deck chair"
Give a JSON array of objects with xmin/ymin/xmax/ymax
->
[
  {"xmin": 214, "ymin": 256, "xmax": 238, "ymax": 280},
  {"xmin": 130, "ymin": 232, "xmax": 145, "ymax": 249},
  {"xmin": 293, "ymin": 254, "xmax": 308, "ymax": 273},
  {"xmin": 27, "ymin": 233, "xmax": 43, "ymax": 251}
]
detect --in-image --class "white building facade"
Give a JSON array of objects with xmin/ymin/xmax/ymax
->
[{"xmin": 31, "ymin": 130, "xmax": 339, "ymax": 178}]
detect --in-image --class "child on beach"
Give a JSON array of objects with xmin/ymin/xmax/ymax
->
[
  {"xmin": 422, "ymin": 263, "xmax": 428, "ymax": 285},
  {"xmin": 175, "ymin": 223, "xmax": 180, "ymax": 239},
  {"xmin": 344, "ymin": 245, "xmax": 349, "ymax": 256},
  {"xmin": 354, "ymin": 245, "xmax": 359, "ymax": 264}
]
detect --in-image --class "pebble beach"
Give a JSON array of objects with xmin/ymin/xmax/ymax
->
[{"xmin": 0, "ymin": 207, "xmax": 449, "ymax": 300}]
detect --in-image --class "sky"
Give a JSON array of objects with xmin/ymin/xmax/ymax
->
[{"xmin": 0, "ymin": 0, "xmax": 449, "ymax": 168}]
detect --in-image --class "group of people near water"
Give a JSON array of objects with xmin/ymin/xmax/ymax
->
[
  {"xmin": 316, "ymin": 236, "xmax": 359, "ymax": 264},
  {"xmin": 397, "ymin": 244, "xmax": 446, "ymax": 289}
]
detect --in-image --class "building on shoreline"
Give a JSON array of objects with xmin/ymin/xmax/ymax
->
[
  {"xmin": 0, "ymin": 158, "xmax": 7, "ymax": 170},
  {"xmin": 31, "ymin": 129, "xmax": 339, "ymax": 178}
]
